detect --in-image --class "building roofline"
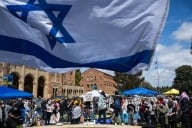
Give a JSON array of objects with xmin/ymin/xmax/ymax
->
[{"xmin": 81, "ymin": 68, "xmax": 113, "ymax": 77}]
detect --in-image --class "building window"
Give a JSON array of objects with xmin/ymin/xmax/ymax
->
[
  {"xmin": 86, "ymin": 77, "xmax": 89, "ymax": 81},
  {"xmin": 52, "ymin": 88, "xmax": 57, "ymax": 98},
  {"xmin": 63, "ymin": 74, "xmax": 66, "ymax": 80},
  {"xmin": 56, "ymin": 74, "xmax": 60, "ymax": 81},
  {"xmin": 94, "ymin": 76, "xmax": 96, "ymax": 81},
  {"xmin": 51, "ymin": 74, "xmax": 55, "ymax": 81},
  {"xmin": 87, "ymin": 84, "xmax": 90, "ymax": 88}
]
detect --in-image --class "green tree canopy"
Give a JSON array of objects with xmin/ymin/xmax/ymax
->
[
  {"xmin": 75, "ymin": 69, "xmax": 81, "ymax": 86},
  {"xmin": 113, "ymin": 71, "xmax": 144, "ymax": 91},
  {"xmin": 172, "ymin": 65, "xmax": 192, "ymax": 93},
  {"xmin": 141, "ymin": 81, "xmax": 154, "ymax": 90}
]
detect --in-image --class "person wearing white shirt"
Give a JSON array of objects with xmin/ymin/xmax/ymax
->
[
  {"xmin": 71, "ymin": 100, "xmax": 81, "ymax": 124},
  {"xmin": 45, "ymin": 100, "xmax": 54, "ymax": 125}
]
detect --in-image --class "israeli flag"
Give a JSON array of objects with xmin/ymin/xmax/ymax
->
[{"xmin": 0, "ymin": 0, "xmax": 169, "ymax": 74}]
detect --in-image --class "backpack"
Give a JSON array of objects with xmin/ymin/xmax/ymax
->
[{"xmin": 114, "ymin": 97, "xmax": 121, "ymax": 108}]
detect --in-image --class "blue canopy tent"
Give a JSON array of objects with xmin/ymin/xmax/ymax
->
[
  {"xmin": 0, "ymin": 86, "xmax": 33, "ymax": 99},
  {"xmin": 122, "ymin": 87, "xmax": 158, "ymax": 96}
]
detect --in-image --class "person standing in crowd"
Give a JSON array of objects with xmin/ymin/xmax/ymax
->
[
  {"xmin": 127, "ymin": 101, "xmax": 135, "ymax": 125},
  {"xmin": 45, "ymin": 100, "xmax": 54, "ymax": 125},
  {"xmin": 0, "ymin": 101, "xmax": 12, "ymax": 128},
  {"xmin": 139, "ymin": 100, "xmax": 147, "ymax": 123},
  {"xmin": 167, "ymin": 97, "xmax": 177, "ymax": 128},
  {"xmin": 144, "ymin": 105, "xmax": 151, "ymax": 125},
  {"xmin": 113, "ymin": 91, "xmax": 122, "ymax": 125},
  {"xmin": 35, "ymin": 96, "xmax": 42, "ymax": 118},
  {"xmin": 59, "ymin": 99, "xmax": 66, "ymax": 122},
  {"xmin": 23, "ymin": 100, "xmax": 32, "ymax": 126},
  {"xmin": 71, "ymin": 100, "xmax": 81, "ymax": 124},
  {"xmin": 189, "ymin": 97, "xmax": 192, "ymax": 124},
  {"xmin": 41, "ymin": 99, "xmax": 47, "ymax": 122},
  {"xmin": 6, "ymin": 101, "xmax": 22, "ymax": 128},
  {"xmin": 53, "ymin": 100, "xmax": 60, "ymax": 124},
  {"xmin": 121, "ymin": 97, "xmax": 128, "ymax": 125},
  {"xmin": 179, "ymin": 90, "xmax": 191, "ymax": 128},
  {"xmin": 149, "ymin": 101, "xmax": 157, "ymax": 126},
  {"xmin": 98, "ymin": 90, "xmax": 107, "ymax": 124},
  {"xmin": 157, "ymin": 101, "xmax": 168, "ymax": 128},
  {"xmin": 66, "ymin": 99, "xmax": 73, "ymax": 123}
]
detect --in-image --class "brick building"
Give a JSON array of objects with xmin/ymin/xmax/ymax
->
[
  {"xmin": 80, "ymin": 68, "xmax": 117, "ymax": 95},
  {"xmin": 0, "ymin": 63, "xmax": 83, "ymax": 98},
  {"xmin": 0, "ymin": 63, "xmax": 117, "ymax": 98}
]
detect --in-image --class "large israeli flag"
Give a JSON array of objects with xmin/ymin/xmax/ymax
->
[{"xmin": 0, "ymin": 0, "xmax": 169, "ymax": 74}]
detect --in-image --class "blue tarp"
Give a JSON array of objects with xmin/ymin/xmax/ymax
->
[
  {"xmin": 0, "ymin": 85, "xmax": 33, "ymax": 99},
  {"xmin": 122, "ymin": 87, "xmax": 158, "ymax": 96}
]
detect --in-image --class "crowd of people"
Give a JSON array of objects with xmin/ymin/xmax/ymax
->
[
  {"xmin": 0, "ymin": 89, "xmax": 191, "ymax": 128},
  {"xmin": 104, "ymin": 90, "xmax": 192, "ymax": 128}
]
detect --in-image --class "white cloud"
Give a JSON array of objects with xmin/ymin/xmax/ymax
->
[
  {"xmin": 82, "ymin": 42, "xmax": 192, "ymax": 88},
  {"xmin": 144, "ymin": 43, "xmax": 192, "ymax": 87},
  {"xmin": 172, "ymin": 22, "xmax": 192, "ymax": 42}
]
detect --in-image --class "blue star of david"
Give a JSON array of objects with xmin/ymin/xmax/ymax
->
[{"xmin": 7, "ymin": 0, "xmax": 75, "ymax": 49}]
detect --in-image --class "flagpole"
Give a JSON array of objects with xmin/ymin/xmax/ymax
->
[
  {"xmin": 157, "ymin": 66, "xmax": 160, "ymax": 94},
  {"xmin": 155, "ymin": 61, "xmax": 160, "ymax": 94}
]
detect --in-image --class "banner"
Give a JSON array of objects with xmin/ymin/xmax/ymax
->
[{"xmin": 2, "ymin": 74, "xmax": 13, "ymax": 85}]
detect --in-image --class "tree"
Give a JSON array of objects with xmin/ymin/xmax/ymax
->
[
  {"xmin": 75, "ymin": 69, "xmax": 81, "ymax": 86},
  {"xmin": 141, "ymin": 81, "xmax": 154, "ymax": 90},
  {"xmin": 157, "ymin": 86, "xmax": 170, "ymax": 94},
  {"xmin": 113, "ymin": 71, "xmax": 144, "ymax": 91},
  {"xmin": 172, "ymin": 65, "xmax": 192, "ymax": 93}
]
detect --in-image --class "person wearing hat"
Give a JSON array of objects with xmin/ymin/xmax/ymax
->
[{"xmin": 71, "ymin": 100, "xmax": 81, "ymax": 124}]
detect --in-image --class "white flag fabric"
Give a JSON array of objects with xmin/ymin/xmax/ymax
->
[{"xmin": 0, "ymin": 0, "xmax": 169, "ymax": 74}]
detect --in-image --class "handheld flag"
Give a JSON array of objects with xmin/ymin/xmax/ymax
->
[{"xmin": 0, "ymin": 0, "xmax": 169, "ymax": 74}]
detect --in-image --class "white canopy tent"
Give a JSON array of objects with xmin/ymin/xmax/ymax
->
[{"xmin": 81, "ymin": 90, "xmax": 101, "ymax": 102}]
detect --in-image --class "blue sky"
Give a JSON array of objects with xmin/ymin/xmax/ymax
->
[
  {"xmin": 85, "ymin": 0, "xmax": 192, "ymax": 88},
  {"xmin": 143, "ymin": 0, "xmax": 192, "ymax": 87},
  {"xmin": 161, "ymin": 0, "xmax": 192, "ymax": 46}
]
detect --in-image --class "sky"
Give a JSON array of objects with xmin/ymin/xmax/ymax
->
[
  {"xmin": 143, "ymin": 0, "xmax": 192, "ymax": 87},
  {"xmin": 82, "ymin": 0, "xmax": 192, "ymax": 88}
]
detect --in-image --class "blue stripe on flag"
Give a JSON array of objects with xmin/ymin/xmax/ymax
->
[
  {"xmin": 7, "ymin": 1, "xmax": 75, "ymax": 44},
  {"xmin": 0, "ymin": 35, "xmax": 153, "ymax": 72}
]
